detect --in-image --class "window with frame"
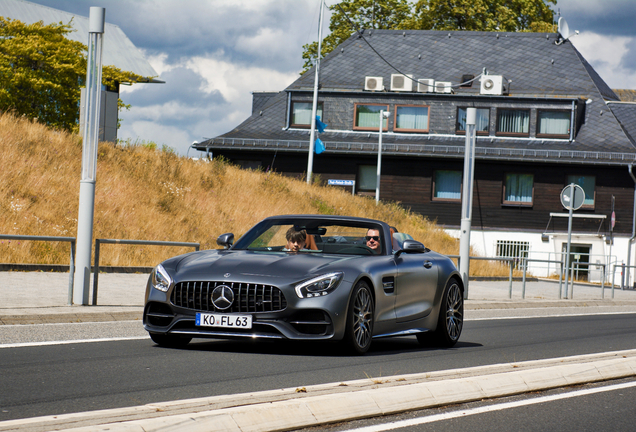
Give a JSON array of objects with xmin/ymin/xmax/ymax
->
[
  {"xmin": 503, "ymin": 173, "xmax": 534, "ymax": 205},
  {"xmin": 497, "ymin": 109, "xmax": 530, "ymax": 136},
  {"xmin": 394, "ymin": 105, "xmax": 429, "ymax": 132},
  {"xmin": 433, "ymin": 170, "xmax": 462, "ymax": 201},
  {"xmin": 457, "ymin": 107, "xmax": 490, "ymax": 135},
  {"xmin": 291, "ymin": 102, "xmax": 323, "ymax": 128},
  {"xmin": 496, "ymin": 240, "xmax": 530, "ymax": 270},
  {"xmin": 566, "ymin": 175, "xmax": 595, "ymax": 208},
  {"xmin": 354, "ymin": 104, "xmax": 389, "ymax": 131},
  {"xmin": 357, "ymin": 165, "xmax": 377, "ymax": 192},
  {"xmin": 537, "ymin": 110, "xmax": 571, "ymax": 137}
]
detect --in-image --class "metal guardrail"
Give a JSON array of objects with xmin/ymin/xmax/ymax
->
[
  {"xmin": 92, "ymin": 239, "xmax": 200, "ymax": 305},
  {"xmin": 611, "ymin": 264, "xmax": 636, "ymax": 299},
  {"xmin": 446, "ymin": 255, "xmax": 515, "ymax": 299},
  {"xmin": 521, "ymin": 258, "xmax": 564, "ymax": 299},
  {"xmin": 0, "ymin": 234, "xmax": 76, "ymax": 305}
]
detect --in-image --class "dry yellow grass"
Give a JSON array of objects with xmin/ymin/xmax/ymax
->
[{"xmin": 0, "ymin": 112, "xmax": 508, "ymax": 276}]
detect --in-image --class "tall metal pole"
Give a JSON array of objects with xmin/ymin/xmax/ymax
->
[
  {"xmin": 459, "ymin": 108, "xmax": 476, "ymax": 298},
  {"xmin": 563, "ymin": 183, "xmax": 575, "ymax": 298},
  {"xmin": 375, "ymin": 110, "xmax": 388, "ymax": 205},
  {"xmin": 73, "ymin": 7, "xmax": 105, "ymax": 305},
  {"xmin": 306, "ymin": 0, "xmax": 324, "ymax": 184}
]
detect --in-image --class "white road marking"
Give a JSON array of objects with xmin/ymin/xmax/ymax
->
[
  {"xmin": 467, "ymin": 311, "xmax": 636, "ymax": 320},
  {"xmin": 343, "ymin": 380, "xmax": 636, "ymax": 432},
  {"xmin": 0, "ymin": 336, "xmax": 148, "ymax": 349}
]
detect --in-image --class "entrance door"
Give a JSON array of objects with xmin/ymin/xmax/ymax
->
[{"xmin": 562, "ymin": 244, "xmax": 591, "ymax": 281}]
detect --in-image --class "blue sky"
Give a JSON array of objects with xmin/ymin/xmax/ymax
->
[{"xmin": 25, "ymin": 0, "xmax": 636, "ymax": 155}]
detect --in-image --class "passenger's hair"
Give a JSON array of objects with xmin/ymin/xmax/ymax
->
[{"xmin": 286, "ymin": 227, "xmax": 307, "ymax": 243}]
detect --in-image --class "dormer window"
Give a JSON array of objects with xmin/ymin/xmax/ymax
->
[
  {"xmin": 496, "ymin": 109, "xmax": 530, "ymax": 136},
  {"xmin": 291, "ymin": 101, "xmax": 323, "ymax": 128},
  {"xmin": 457, "ymin": 107, "xmax": 490, "ymax": 135},
  {"xmin": 354, "ymin": 104, "xmax": 389, "ymax": 131},
  {"xmin": 537, "ymin": 110, "xmax": 571, "ymax": 138},
  {"xmin": 394, "ymin": 105, "xmax": 429, "ymax": 132}
]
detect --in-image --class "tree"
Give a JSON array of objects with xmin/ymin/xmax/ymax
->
[
  {"xmin": 301, "ymin": 0, "xmax": 556, "ymax": 73},
  {"xmin": 0, "ymin": 17, "xmax": 147, "ymax": 131}
]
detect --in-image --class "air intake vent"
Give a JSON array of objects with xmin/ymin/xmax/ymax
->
[
  {"xmin": 417, "ymin": 78, "xmax": 435, "ymax": 93},
  {"xmin": 434, "ymin": 81, "xmax": 452, "ymax": 93},
  {"xmin": 364, "ymin": 76, "xmax": 384, "ymax": 91},
  {"xmin": 391, "ymin": 73, "xmax": 413, "ymax": 91}
]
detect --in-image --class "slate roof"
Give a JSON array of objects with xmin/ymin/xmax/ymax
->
[
  {"xmin": 609, "ymin": 103, "xmax": 636, "ymax": 146},
  {"xmin": 0, "ymin": 0, "xmax": 160, "ymax": 81},
  {"xmin": 198, "ymin": 30, "xmax": 636, "ymax": 165}
]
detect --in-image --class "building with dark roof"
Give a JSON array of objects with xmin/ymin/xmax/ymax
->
[
  {"xmin": 0, "ymin": 0, "xmax": 162, "ymax": 142},
  {"xmin": 195, "ymin": 29, "xmax": 636, "ymax": 284}
]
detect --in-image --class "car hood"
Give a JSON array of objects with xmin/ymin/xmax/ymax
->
[{"xmin": 171, "ymin": 250, "xmax": 360, "ymax": 283}]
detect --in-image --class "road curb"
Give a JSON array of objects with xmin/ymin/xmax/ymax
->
[{"xmin": 2, "ymin": 350, "xmax": 635, "ymax": 432}]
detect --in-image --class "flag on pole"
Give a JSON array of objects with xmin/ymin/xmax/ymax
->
[
  {"xmin": 315, "ymin": 137, "xmax": 325, "ymax": 154},
  {"xmin": 316, "ymin": 116, "xmax": 327, "ymax": 133}
]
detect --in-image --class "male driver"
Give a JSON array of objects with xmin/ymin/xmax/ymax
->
[
  {"xmin": 285, "ymin": 227, "xmax": 307, "ymax": 252},
  {"xmin": 365, "ymin": 228, "xmax": 381, "ymax": 253}
]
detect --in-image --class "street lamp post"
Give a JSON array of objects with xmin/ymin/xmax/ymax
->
[
  {"xmin": 459, "ymin": 108, "xmax": 476, "ymax": 298},
  {"xmin": 73, "ymin": 7, "xmax": 105, "ymax": 305},
  {"xmin": 375, "ymin": 110, "xmax": 389, "ymax": 205}
]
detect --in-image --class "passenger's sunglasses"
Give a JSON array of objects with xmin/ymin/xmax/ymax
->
[{"xmin": 365, "ymin": 236, "xmax": 380, "ymax": 242}]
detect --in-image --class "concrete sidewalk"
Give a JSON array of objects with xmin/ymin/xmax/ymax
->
[{"xmin": 2, "ymin": 271, "xmax": 636, "ymax": 325}]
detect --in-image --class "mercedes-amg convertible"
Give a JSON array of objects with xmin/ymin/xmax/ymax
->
[{"xmin": 143, "ymin": 215, "xmax": 463, "ymax": 354}]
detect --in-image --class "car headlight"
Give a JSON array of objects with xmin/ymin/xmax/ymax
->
[
  {"xmin": 151, "ymin": 264, "xmax": 173, "ymax": 292},
  {"xmin": 295, "ymin": 272, "xmax": 343, "ymax": 298}
]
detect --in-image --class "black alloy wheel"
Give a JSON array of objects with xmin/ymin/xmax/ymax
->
[
  {"xmin": 417, "ymin": 277, "xmax": 463, "ymax": 347},
  {"xmin": 344, "ymin": 281, "xmax": 374, "ymax": 354}
]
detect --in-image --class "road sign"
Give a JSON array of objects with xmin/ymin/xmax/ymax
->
[
  {"xmin": 611, "ymin": 211, "xmax": 616, "ymax": 230},
  {"xmin": 328, "ymin": 179, "xmax": 355, "ymax": 186},
  {"xmin": 560, "ymin": 184, "xmax": 585, "ymax": 211}
]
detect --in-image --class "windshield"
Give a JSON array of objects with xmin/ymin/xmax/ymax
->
[{"xmin": 234, "ymin": 220, "xmax": 385, "ymax": 255}]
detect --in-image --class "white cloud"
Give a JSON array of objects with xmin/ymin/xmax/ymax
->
[
  {"xmin": 186, "ymin": 55, "xmax": 298, "ymax": 106},
  {"xmin": 572, "ymin": 32, "xmax": 636, "ymax": 89}
]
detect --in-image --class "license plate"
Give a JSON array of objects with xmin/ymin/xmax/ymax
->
[{"xmin": 196, "ymin": 313, "xmax": 252, "ymax": 329}]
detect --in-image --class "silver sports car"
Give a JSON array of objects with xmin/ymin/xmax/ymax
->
[{"xmin": 143, "ymin": 215, "xmax": 464, "ymax": 354}]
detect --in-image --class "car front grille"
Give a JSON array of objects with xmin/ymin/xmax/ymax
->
[{"xmin": 170, "ymin": 281, "xmax": 287, "ymax": 313}]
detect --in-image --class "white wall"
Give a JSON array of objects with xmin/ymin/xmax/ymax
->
[{"xmin": 444, "ymin": 227, "xmax": 635, "ymax": 286}]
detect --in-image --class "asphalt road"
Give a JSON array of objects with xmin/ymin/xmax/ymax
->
[
  {"xmin": 2, "ymin": 314, "xmax": 636, "ymax": 422},
  {"xmin": 300, "ymin": 378, "xmax": 636, "ymax": 432}
]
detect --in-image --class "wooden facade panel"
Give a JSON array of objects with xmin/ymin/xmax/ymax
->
[{"xmin": 215, "ymin": 149, "xmax": 634, "ymax": 236}]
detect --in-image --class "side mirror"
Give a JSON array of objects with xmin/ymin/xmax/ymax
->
[
  {"xmin": 217, "ymin": 233, "xmax": 234, "ymax": 249},
  {"xmin": 396, "ymin": 240, "xmax": 425, "ymax": 256}
]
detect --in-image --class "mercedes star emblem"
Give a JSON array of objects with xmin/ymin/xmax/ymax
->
[{"xmin": 211, "ymin": 285, "xmax": 234, "ymax": 310}]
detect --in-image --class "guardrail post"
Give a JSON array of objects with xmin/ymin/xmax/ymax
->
[
  {"xmin": 521, "ymin": 258, "xmax": 527, "ymax": 299},
  {"xmin": 601, "ymin": 264, "xmax": 605, "ymax": 300},
  {"xmin": 68, "ymin": 240, "xmax": 76, "ymax": 306},
  {"xmin": 558, "ymin": 259, "xmax": 563, "ymax": 299},
  {"xmin": 570, "ymin": 261, "xmax": 576, "ymax": 299},
  {"xmin": 621, "ymin": 263, "xmax": 626, "ymax": 290},
  {"xmin": 508, "ymin": 259, "xmax": 513, "ymax": 299},
  {"xmin": 92, "ymin": 239, "xmax": 101, "ymax": 306}
]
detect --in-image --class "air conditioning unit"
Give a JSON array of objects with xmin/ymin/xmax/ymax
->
[
  {"xmin": 480, "ymin": 75, "xmax": 503, "ymax": 95},
  {"xmin": 391, "ymin": 74, "xmax": 413, "ymax": 91},
  {"xmin": 364, "ymin": 76, "xmax": 384, "ymax": 91},
  {"xmin": 417, "ymin": 78, "xmax": 435, "ymax": 93},
  {"xmin": 434, "ymin": 81, "xmax": 452, "ymax": 93}
]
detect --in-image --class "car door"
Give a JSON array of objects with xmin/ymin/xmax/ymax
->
[{"xmin": 393, "ymin": 251, "xmax": 438, "ymax": 323}]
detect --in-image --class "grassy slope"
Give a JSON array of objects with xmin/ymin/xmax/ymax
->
[{"xmin": 0, "ymin": 113, "xmax": 506, "ymax": 275}]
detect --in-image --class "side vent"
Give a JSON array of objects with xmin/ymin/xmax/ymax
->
[
  {"xmin": 417, "ymin": 78, "xmax": 435, "ymax": 93},
  {"xmin": 434, "ymin": 81, "xmax": 452, "ymax": 94},
  {"xmin": 364, "ymin": 76, "xmax": 384, "ymax": 91},
  {"xmin": 480, "ymin": 75, "xmax": 503, "ymax": 95},
  {"xmin": 391, "ymin": 74, "xmax": 413, "ymax": 92}
]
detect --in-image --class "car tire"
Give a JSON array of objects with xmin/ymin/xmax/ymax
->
[
  {"xmin": 149, "ymin": 333, "xmax": 192, "ymax": 348},
  {"xmin": 343, "ymin": 281, "xmax": 374, "ymax": 354},
  {"xmin": 417, "ymin": 277, "xmax": 463, "ymax": 347}
]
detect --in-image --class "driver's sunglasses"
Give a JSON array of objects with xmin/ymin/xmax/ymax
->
[{"xmin": 365, "ymin": 236, "xmax": 380, "ymax": 242}]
